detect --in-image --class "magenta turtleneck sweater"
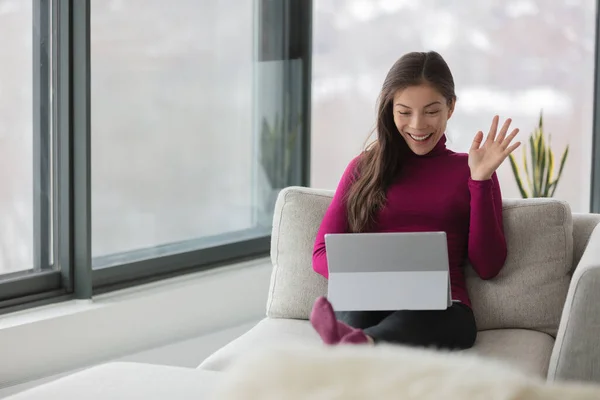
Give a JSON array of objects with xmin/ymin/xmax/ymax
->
[{"xmin": 312, "ymin": 135, "xmax": 507, "ymax": 307}]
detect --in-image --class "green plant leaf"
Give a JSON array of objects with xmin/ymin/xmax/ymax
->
[
  {"xmin": 529, "ymin": 135, "xmax": 538, "ymax": 196},
  {"xmin": 514, "ymin": 110, "xmax": 568, "ymax": 199},
  {"xmin": 543, "ymin": 146, "xmax": 555, "ymax": 197},
  {"xmin": 522, "ymin": 143, "xmax": 532, "ymax": 196},
  {"xmin": 550, "ymin": 146, "xmax": 569, "ymax": 197},
  {"xmin": 509, "ymin": 153, "xmax": 529, "ymax": 198},
  {"xmin": 538, "ymin": 132, "xmax": 547, "ymax": 197},
  {"xmin": 546, "ymin": 181, "xmax": 556, "ymax": 197},
  {"xmin": 258, "ymin": 103, "xmax": 302, "ymax": 191},
  {"xmin": 532, "ymin": 132, "xmax": 545, "ymax": 197}
]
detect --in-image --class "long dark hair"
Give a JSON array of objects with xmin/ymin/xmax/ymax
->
[{"xmin": 345, "ymin": 51, "xmax": 457, "ymax": 233}]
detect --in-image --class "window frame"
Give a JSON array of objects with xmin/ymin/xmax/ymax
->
[
  {"xmin": 0, "ymin": 0, "xmax": 313, "ymax": 312},
  {"xmin": 591, "ymin": 4, "xmax": 600, "ymax": 213},
  {"xmin": 90, "ymin": 0, "xmax": 313, "ymax": 292},
  {"xmin": 33, "ymin": 0, "xmax": 52, "ymax": 274},
  {"xmin": 92, "ymin": 232, "xmax": 272, "ymax": 291},
  {"xmin": 0, "ymin": 0, "xmax": 64, "ymax": 310}
]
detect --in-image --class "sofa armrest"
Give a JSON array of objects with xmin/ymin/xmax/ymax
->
[{"xmin": 548, "ymin": 223, "xmax": 600, "ymax": 383}]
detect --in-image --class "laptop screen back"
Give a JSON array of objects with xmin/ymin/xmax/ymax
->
[
  {"xmin": 324, "ymin": 232, "xmax": 450, "ymax": 311},
  {"xmin": 325, "ymin": 231, "xmax": 449, "ymax": 274}
]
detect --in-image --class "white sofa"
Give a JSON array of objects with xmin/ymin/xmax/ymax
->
[
  {"xmin": 198, "ymin": 186, "xmax": 600, "ymax": 383},
  {"xmin": 4, "ymin": 363, "xmax": 219, "ymax": 399},
  {"xmin": 7, "ymin": 186, "xmax": 600, "ymax": 399}
]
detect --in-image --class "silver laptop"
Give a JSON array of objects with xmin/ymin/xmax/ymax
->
[{"xmin": 325, "ymin": 231, "xmax": 451, "ymax": 311}]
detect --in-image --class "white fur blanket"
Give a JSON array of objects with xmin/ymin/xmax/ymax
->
[{"xmin": 210, "ymin": 344, "xmax": 600, "ymax": 400}]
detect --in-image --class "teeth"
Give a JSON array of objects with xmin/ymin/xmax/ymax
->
[{"xmin": 409, "ymin": 133, "xmax": 432, "ymax": 142}]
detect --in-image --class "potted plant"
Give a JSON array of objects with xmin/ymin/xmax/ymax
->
[
  {"xmin": 257, "ymin": 106, "xmax": 302, "ymax": 227},
  {"xmin": 508, "ymin": 111, "xmax": 568, "ymax": 198},
  {"xmin": 260, "ymin": 112, "xmax": 300, "ymax": 192}
]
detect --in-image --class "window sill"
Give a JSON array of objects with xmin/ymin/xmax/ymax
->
[{"xmin": 0, "ymin": 256, "xmax": 272, "ymax": 389}]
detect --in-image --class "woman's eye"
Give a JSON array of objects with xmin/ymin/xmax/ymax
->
[
  {"xmin": 398, "ymin": 112, "xmax": 411, "ymax": 116},
  {"xmin": 426, "ymin": 110, "xmax": 440, "ymax": 115}
]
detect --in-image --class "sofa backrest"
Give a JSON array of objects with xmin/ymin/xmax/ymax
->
[
  {"xmin": 267, "ymin": 187, "xmax": 575, "ymax": 336},
  {"xmin": 572, "ymin": 213, "xmax": 600, "ymax": 271},
  {"xmin": 267, "ymin": 187, "xmax": 330, "ymax": 320},
  {"xmin": 464, "ymin": 198, "xmax": 572, "ymax": 336}
]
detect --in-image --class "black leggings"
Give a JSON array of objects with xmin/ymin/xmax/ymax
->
[{"xmin": 335, "ymin": 302, "xmax": 477, "ymax": 350}]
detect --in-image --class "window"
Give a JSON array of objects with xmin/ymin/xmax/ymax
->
[
  {"xmin": 90, "ymin": 0, "xmax": 262, "ymax": 260},
  {"xmin": 312, "ymin": 0, "xmax": 596, "ymax": 213},
  {"xmin": 0, "ymin": 0, "xmax": 61, "ymax": 307},
  {"xmin": 90, "ymin": 0, "xmax": 311, "ymax": 288},
  {"xmin": 0, "ymin": 1, "xmax": 35, "ymax": 276},
  {"xmin": 0, "ymin": 0, "xmax": 311, "ymax": 311}
]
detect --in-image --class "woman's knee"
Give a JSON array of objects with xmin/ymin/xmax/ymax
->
[
  {"xmin": 335, "ymin": 311, "xmax": 376, "ymax": 329},
  {"xmin": 453, "ymin": 328, "xmax": 477, "ymax": 350},
  {"xmin": 336, "ymin": 310, "xmax": 393, "ymax": 330}
]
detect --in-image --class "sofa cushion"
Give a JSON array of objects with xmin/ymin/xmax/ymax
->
[
  {"xmin": 465, "ymin": 199, "xmax": 573, "ymax": 336},
  {"xmin": 5, "ymin": 362, "xmax": 219, "ymax": 400},
  {"xmin": 210, "ymin": 342, "xmax": 600, "ymax": 400},
  {"xmin": 466, "ymin": 329, "xmax": 554, "ymax": 377},
  {"xmin": 267, "ymin": 188, "xmax": 573, "ymax": 336},
  {"xmin": 198, "ymin": 318, "xmax": 554, "ymax": 378},
  {"xmin": 199, "ymin": 318, "xmax": 319, "ymax": 372}
]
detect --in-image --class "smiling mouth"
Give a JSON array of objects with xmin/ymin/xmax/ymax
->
[{"xmin": 408, "ymin": 133, "xmax": 433, "ymax": 142}]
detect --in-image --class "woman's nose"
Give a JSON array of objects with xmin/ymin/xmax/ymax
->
[{"xmin": 409, "ymin": 114, "xmax": 427, "ymax": 130}]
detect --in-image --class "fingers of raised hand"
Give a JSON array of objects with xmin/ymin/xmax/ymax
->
[
  {"xmin": 496, "ymin": 118, "xmax": 513, "ymax": 142},
  {"xmin": 470, "ymin": 131, "xmax": 484, "ymax": 151},
  {"xmin": 486, "ymin": 115, "xmax": 500, "ymax": 143},
  {"xmin": 501, "ymin": 128, "xmax": 519, "ymax": 149},
  {"xmin": 505, "ymin": 140, "xmax": 522, "ymax": 155}
]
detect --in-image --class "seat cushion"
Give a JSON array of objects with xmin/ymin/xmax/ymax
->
[
  {"xmin": 6, "ymin": 362, "xmax": 219, "ymax": 400},
  {"xmin": 198, "ymin": 318, "xmax": 554, "ymax": 378},
  {"xmin": 199, "ymin": 318, "xmax": 320, "ymax": 371},
  {"xmin": 465, "ymin": 329, "xmax": 555, "ymax": 377},
  {"xmin": 267, "ymin": 187, "xmax": 573, "ymax": 337}
]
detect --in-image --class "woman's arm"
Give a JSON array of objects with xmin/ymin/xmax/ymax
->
[
  {"xmin": 312, "ymin": 157, "xmax": 360, "ymax": 278},
  {"xmin": 467, "ymin": 172, "xmax": 507, "ymax": 280}
]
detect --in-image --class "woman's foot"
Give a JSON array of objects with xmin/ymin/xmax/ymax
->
[
  {"xmin": 339, "ymin": 330, "xmax": 371, "ymax": 344},
  {"xmin": 310, "ymin": 296, "xmax": 343, "ymax": 344},
  {"xmin": 310, "ymin": 296, "xmax": 370, "ymax": 345}
]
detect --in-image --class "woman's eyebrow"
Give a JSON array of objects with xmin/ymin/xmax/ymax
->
[{"xmin": 394, "ymin": 101, "xmax": 441, "ymax": 108}]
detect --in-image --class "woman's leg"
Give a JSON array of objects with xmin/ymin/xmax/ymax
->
[
  {"xmin": 334, "ymin": 310, "xmax": 393, "ymax": 330},
  {"xmin": 310, "ymin": 297, "xmax": 390, "ymax": 344},
  {"xmin": 364, "ymin": 303, "xmax": 477, "ymax": 350}
]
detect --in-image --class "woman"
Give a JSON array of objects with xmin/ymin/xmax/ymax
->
[{"xmin": 310, "ymin": 51, "xmax": 520, "ymax": 349}]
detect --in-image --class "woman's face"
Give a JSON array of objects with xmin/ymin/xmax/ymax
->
[{"xmin": 392, "ymin": 84, "xmax": 454, "ymax": 156}]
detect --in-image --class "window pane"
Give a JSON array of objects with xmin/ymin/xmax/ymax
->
[
  {"xmin": 91, "ymin": 0, "xmax": 303, "ymax": 264},
  {"xmin": 312, "ymin": 0, "xmax": 595, "ymax": 212},
  {"xmin": 0, "ymin": 1, "xmax": 33, "ymax": 275}
]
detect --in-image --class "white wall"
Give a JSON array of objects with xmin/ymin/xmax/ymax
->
[{"xmin": 0, "ymin": 258, "xmax": 272, "ymax": 390}]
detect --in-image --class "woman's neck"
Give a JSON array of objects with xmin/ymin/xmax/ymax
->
[{"xmin": 406, "ymin": 134, "xmax": 448, "ymax": 158}]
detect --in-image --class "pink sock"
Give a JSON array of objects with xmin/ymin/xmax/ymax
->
[
  {"xmin": 310, "ymin": 296, "xmax": 342, "ymax": 345},
  {"xmin": 340, "ymin": 329, "xmax": 370, "ymax": 344},
  {"xmin": 336, "ymin": 319, "xmax": 354, "ymax": 337}
]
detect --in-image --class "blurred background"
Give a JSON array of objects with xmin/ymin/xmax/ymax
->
[{"xmin": 0, "ymin": 0, "xmax": 596, "ymax": 274}]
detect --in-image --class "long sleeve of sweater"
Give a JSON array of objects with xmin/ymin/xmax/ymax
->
[
  {"xmin": 312, "ymin": 158, "xmax": 360, "ymax": 279},
  {"xmin": 467, "ymin": 172, "xmax": 507, "ymax": 280}
]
